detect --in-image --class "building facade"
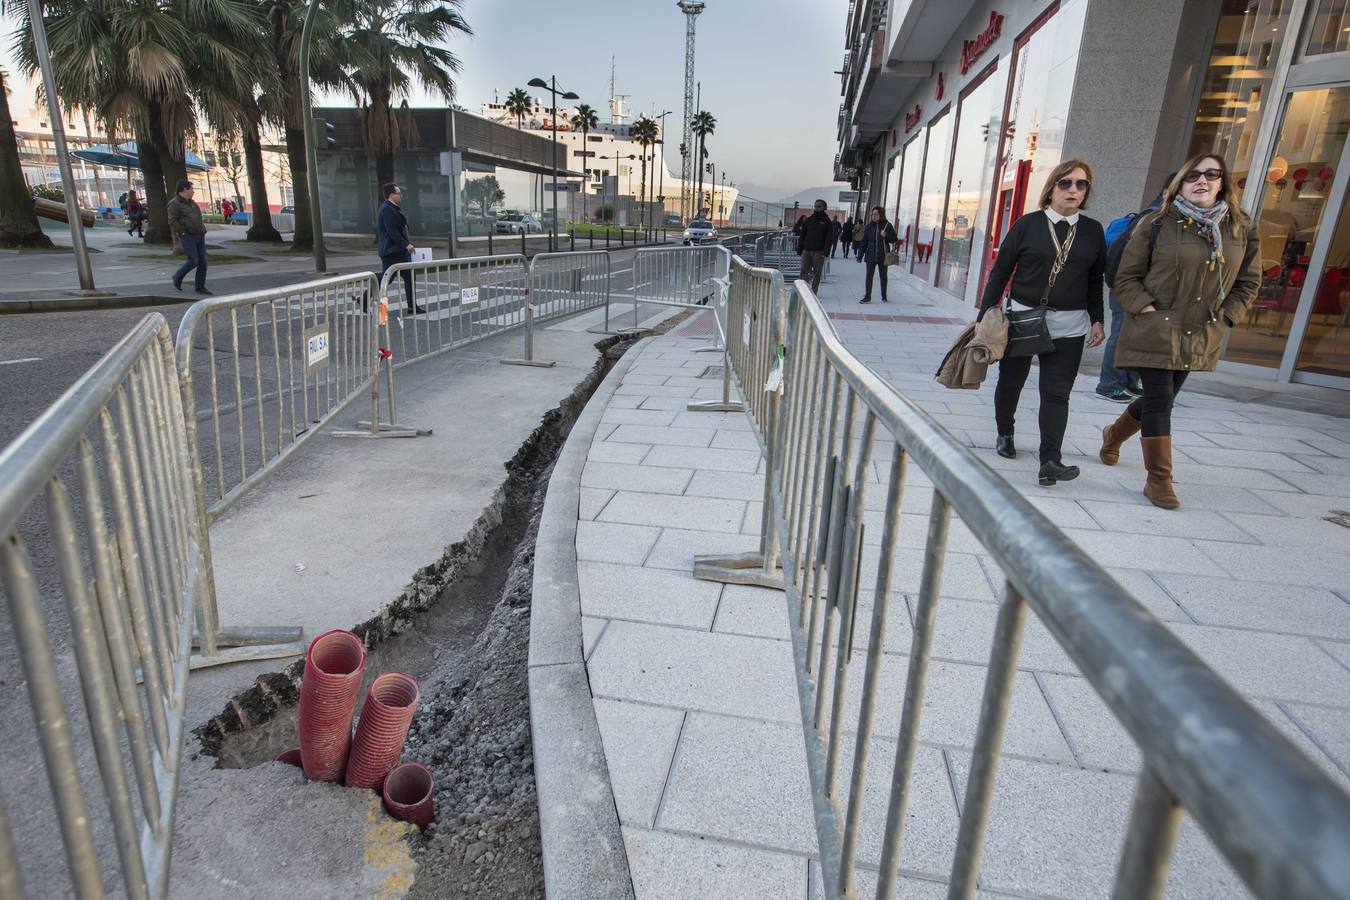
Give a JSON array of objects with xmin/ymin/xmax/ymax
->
[{"xmin": 837, "ymin": 0, "xmax": 1350, "ymax": 389}]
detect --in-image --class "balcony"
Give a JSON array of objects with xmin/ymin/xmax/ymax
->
[{"xmin": 843, "ymin": 28, "xmax": 931, "ymax": 150}]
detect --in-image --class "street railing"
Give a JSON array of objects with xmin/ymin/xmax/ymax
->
[
  {"xmin": 697, "ymin": 272, "xmax": 1350, "ymax": 899},
  {"xmin": 378, "ymin": 253, "xmax": 530, "ymax": 367},
  {"xmin": 0, "ymin": 315, "xmax": 197, "ymax": 899},
  {"xmin": 502, "ymin": 251, "xmax": 611, "ymax": 366},
  {"xmin": 175, "ymin": 272, "xmax": 379, "ymax": 521}
]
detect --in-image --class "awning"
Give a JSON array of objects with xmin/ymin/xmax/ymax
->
[{"xmin": 71, "ymin": 142, "xmax": 212, "ymax": 173}]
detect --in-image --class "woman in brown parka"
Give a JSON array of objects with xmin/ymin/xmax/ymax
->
[{"xmin": 1098, "ymin": 153, "xmax": 1261, "ymax": 509}]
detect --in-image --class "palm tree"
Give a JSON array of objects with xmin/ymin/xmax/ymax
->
[
  {"xmin": 0, "ymin": 67, "xmax": 51, "ymax": 247},
  {"xmin": 631, "ymin": 115, "xmax": 658, "ymax": 232},
  {"xmin": 10, "ymin": 0, "xmax": 260, "ymax": 244},
  {"xmin": 691, "ymin": 110, "xmax": 716, "ymax": 219},
  {"xmin": 505, "ymin": 88, "xmax": 531, "ymax": 130},
  {"xmin": 570, "ymin": 103, "xmax": 598, "ymax": 222},
  {"xmin": 339, "ymin": 0, "xmax": 471, "ymax": 193}
]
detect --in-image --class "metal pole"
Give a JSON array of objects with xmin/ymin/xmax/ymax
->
[
  {"xmin": 550, "ymin": 80, "xmax": 559, "ymax": 253},
  {"xmin": 26, "ymin": 0, "xmax": 96, "ymax": 292},
  {"xmin": 447, "ymin": 110, "xmax": 460, "ymax": 258},
  {"xmin": 298, "ymin": 0, "xmax": 326, "ymax": 273}
]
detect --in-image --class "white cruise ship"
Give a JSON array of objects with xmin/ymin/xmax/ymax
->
[{"xmin": 479, "ymin": 90, "xmax": 738, "ymax": 225}]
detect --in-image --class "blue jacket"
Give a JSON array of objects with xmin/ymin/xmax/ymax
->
[
  {"xmin": 859, "ymin": 220, "xmax": 897, "ymax": 263},
  {"xmin": 376, "ymin": 199, "xmax": 409, "ymax": 258}
]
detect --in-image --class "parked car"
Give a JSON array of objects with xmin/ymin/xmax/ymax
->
[
  {"xmin": 495, "ymin": 212, "xmax": 543, "ymax": 234},
  {"xmin": 683, "ymin": 219, "xmax": 717, "ymax": 244}
]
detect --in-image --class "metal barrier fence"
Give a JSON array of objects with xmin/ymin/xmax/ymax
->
[
  {"xmin": 502, "ymin": 251, "xmax": 611, "ymax": 366},
  {"xmin": 0, "ymin": 315, "xmax": 197, "ymax": 898},
  {"xmin": 756, "ymin": 231, "xmax": 801, "ymax": 277},
  {"xmin": 697, "ymin": 272, "xmax": 1350, "ymax": 899},
  {"xmin": 378, "ymin": 254, "xmax": 530, "ymax": 367},
  {"xmin": 175, "ymin": 272, "xmax": 379, "ymax": 521}
]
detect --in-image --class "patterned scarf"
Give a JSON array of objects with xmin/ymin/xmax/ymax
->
[{"xmin": 1172, "ymin": 195, "xmax": 1229, "ymax": 269}]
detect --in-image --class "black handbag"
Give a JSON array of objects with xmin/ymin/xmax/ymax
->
[{"xmin": 1004, "ymin": 218, "xmax": 1077, "ymax": 358}]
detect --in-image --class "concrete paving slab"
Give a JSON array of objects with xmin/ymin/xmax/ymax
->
[
  {"xmin": 641, "ymin": 527, "xmax": 762, "ymax": 571},
  {"xmin": 589, "ymin": 441, "xmax": 653, "ymax": 464},
  {"xmin": 683, "ymin": 469, "xmax": 766, "ymax": 501},
  {"xmin": 576, "ymin": 521, "xmax": 662, "ymax": 565},
  {"xmin": 583, "ymin": 616, "xmax": 608, "ymax": 660},
  {"xmin": 1194, "ymin": 540, "xmax": 1350, "ymax": 589},
  {"xmin": 1153, "ymin": 573, "xmax": 1350, "ymax": 639},
  {"xmin": 578, "ymin": 561, "xmax": 723, "ymax": 629},
  {"xmin": 643, "ymin": 444, "xmax": 762, "ymax": 472},
  {"xmin": 1166, "ymin": 623, "xmax": 1350, "ymax": 705},
  {"xmin": 606, "ymin": 423, "xmax": 717, "ymax": 447},
  {"xmin": 623, "ymin": 826, "xmax": 808, "ymax": 900},
  {"xmin": 1078, "ymin": 500, "xmax": 1259, "ymax": 543},
  {"xmin": 579, "ymin": 487, "xmax": 615, "ymax": 520},
  {"xmin": 582, "ymin": 461, "xmax": 694, "ymax": 495},
  {"xmin": 594, "ymin": 700, "xmax": 685, "ymax": 828},
  {"xmin": 598, "ymin": 491, "xmax": 745, "ymax": 532}
]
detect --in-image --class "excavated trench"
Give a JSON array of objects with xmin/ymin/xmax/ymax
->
[{"xmin": 193, "ymin": 316, "xmax": 688, "ymax": 898}]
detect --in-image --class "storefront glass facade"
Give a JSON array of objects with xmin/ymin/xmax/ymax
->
[
  {"xmin": 894, "ymin": 132, "xmax": 925, "ymax": 268},
  {"xmin": 912, "ymin": 108, "xmax": 952, "ymax": 282},
  {"xmin": 938, "ymin": 58, "xmax": 1006, "ymax": 299}
]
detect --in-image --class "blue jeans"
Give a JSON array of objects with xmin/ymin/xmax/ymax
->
[
  {"xmin": 1097, "ymin": 290, "xmax": 1139, "ymax": 392},
  {"xmin": 174, "ymin": 235, "xmax": 207, "ymax": 289}
]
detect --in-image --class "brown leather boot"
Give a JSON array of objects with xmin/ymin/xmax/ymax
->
[
  {"xmin": 1140, "ymin": 436, "xmax": 1180, "ymax": 509},
  {"xmin": 1099, "ymin": 409, "xmax": 1142, "ymax": 466}
]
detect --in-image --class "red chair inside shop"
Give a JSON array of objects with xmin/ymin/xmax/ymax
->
[{"xmin": 1313, "ymin": 266, "xmax": 1350, "ymax": 317}]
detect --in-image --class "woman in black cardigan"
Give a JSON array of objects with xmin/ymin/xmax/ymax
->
[{"xmin": 977, "ymin": 158, "xmax": 1107, "ymax": 486}]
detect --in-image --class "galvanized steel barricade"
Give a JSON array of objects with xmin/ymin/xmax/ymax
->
[
  {"xmin": 697, "ymin": 276, "xmax": 1350, "ymax": 899},
  {"xmin": 176, "ymin": 272, "xmax": 380, "ymax": 520},
  {"xmin": 756, "ymin": 231, "xmax": 801, "ymax": 278},
  {"xmin": 378, "ymin": 253, "xmax": 530, "ymax": 367},
  {"xmin": 502, "ymin": 251, "xmax": 611, "ymax": 367},
  {"xmin": 0, "ymin": 315, "xmax": 198, "ymax": 898}
]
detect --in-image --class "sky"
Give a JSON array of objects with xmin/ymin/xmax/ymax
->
[{"xmin": 3, "ymin": 0, "xmax": 845, "ymax": 202}]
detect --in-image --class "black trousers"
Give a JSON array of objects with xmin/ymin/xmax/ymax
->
[
  {"xmin": 1127, "ymin": 368, "xmax": 1190, "ymax": 437},
  {"xmin": 864, "ymin": 261, "xmax": 888, "ymax": 299},
  {"xmin": 380, "ymin": 252, "xmax": 415, "ymax": 310},
  {"xmin": 840, "ymin": 239, "xmax": 852, "ymax": 256},
  {"xmin": 994, "ymin": 335, "xmax": 1086, "ymax": 463}
]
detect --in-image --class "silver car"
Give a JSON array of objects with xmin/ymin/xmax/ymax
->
[
  {"xmin": 683, "ymin": 219, "xmax": 717, "ymax": 244},
  {"xmin": 495, "ymin": 212, "xmax": 543, "ymax": 234}
]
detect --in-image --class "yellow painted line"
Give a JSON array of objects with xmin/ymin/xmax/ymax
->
[{"xmin": 362, "ymin": 792, "xmax": 418, "ymax": 899}]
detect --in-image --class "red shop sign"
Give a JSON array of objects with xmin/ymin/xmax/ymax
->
[
  {"xmin": 960, "ymin": 11, "xmax": 1004, "ymax": 74},
  {"xmin": 904, "ymin": 105, "xmax": 923, "ymax": 133}
]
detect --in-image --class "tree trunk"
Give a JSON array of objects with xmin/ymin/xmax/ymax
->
[
  {"xmin": 695, "ymin": 135, "xmax": 705, "ymax": 218},
  {"xmin": 242, "ymin": 117, "xmax": 282, "ymax": 242},
  {"xmin": 138, "ymin": 126, "xmax": 173, "ymax": 245},
  {"xmin": 376, "ymin": 153, "xmax": 394, "ymax": 198},
  {"xmin": 0, "ymin": 70, "xmax": 51, "ymax": 248},
  {"xmin": 285, "ymin": 118, "xmax": 313, "ymax": 251}
]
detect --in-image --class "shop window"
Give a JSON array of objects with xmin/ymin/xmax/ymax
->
[
  {"xmin": 893, "ymin": 132, "xmax": 925, "ymax": 267},
  {"xmin": 1306, "ymin": 0, "xmax": 1350, "ymax": 55},
  {"xmin": 912, "ymin": 109, "xmax": 952, "ymax": 283},
  {"xmin": 938, "ymin": 58, "xmax": 1005, "ymax": 300},
  {"xmin": 1188, "ymin": 0, "xmax": 1295, "ymax": 202},
  {"xmin": 1226, "ymin": 86, "xmax": 1350, "ymax": 371}
]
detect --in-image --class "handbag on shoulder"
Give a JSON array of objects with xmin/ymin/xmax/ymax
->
[{"xmin": 1004, "ymin": 218, "xmax": 1076, "ymax": 358}]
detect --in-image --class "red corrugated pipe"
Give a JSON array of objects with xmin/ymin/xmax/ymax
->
[
  {"xmin": 382, "ymin": 762, "xmax": 434, "ymax": 830},
  {"xmin": 274, "ymin": 747, "xmax": 303, "ymax": 767},
  {"xmin": 345, "ymin": 672, "xmax": 421, "ymax": 789},
  {"xmin": 298, "ymin": 629, "xmax": 366, "ymax": 782}
]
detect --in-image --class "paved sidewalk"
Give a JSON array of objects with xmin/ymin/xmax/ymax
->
[{"xmin": 575, "ymin": 261, "xmax": 1350, "ymax": 897}]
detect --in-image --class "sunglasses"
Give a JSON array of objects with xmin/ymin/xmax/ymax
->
[
  {"xmin": 1056, "ymin": 178, "xmax": 1090, "ymax": 192},
  {"xmin": 1182, "ymin": 168, "xmax": 1223, "ymax": 184}
]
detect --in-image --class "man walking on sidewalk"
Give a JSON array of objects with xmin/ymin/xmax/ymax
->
[
  {"xmin": 167, "ymin": 180, "xmax": 211, "ymax": 295},
  {"xmin": 377, "ymin": 183, "xmax": 424, "ymax": 314},
  {"xmin": 828, "ymin": 214, "xmax": 842, "ymax": 258},
  {"xmin": 796, "ymin": 199, "xmax": 832, "ymax": 293}
]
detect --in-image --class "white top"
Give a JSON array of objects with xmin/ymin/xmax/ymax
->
[{"xmin": 1009, "ymin": 207, "xmax": 1091, "ymax": 341}]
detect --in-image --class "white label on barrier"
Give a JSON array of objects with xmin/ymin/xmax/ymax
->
[
  {"xmin": 742, "ymin": 312, "xmax": 751, "ymax": 346},
  {"xmin": 412, "ymin": 247, "xmax": 433, "ymax": 262},
  {"xmin": 461, "ymin": 286, "xmax": 480, "ymax": 306},
  {"xmin": 764, "ymin": 360, "xmax": 783, "ymax": 394},
  {"xmin": 304, "ymin": 325, "xmax": 330, "ymax": 374}
]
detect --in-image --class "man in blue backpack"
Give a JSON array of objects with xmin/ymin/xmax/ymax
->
[{"xmin": 1095, "ymin": 175, "xmax": 1171, "ymax": 402}]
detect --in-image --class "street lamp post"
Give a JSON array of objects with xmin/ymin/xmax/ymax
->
[
  {"xmin": 26, "ymin": 0, "xmax": 99, "ymax": 293},
  {"xmin": 299, "ymin": 0, "xmax": 326, "ymax": 272},
  {"xmin": 655, "ymin": 110, "xmax": 671, "ymax": 232},
  {"xmin": 528, "ymin": 76, "xmax": 579, "ymax": 252}
]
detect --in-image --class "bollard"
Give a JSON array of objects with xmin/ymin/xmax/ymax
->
[
  {"xmin": 570, "ymin": 231, "xmax": 575, "ymax": 252},
  {"xmin": 520, "ymin": 228, "xmax": 526, "ymax": 256},
  {"xmin": 589, "ymin": 230, "xmax": 594, "ymax": 250},
  {"xmin": 488, "ymin": 229, "xmax": 494, "ymax": 255},
  {"xmin": 500, "ymin": 302, "xmax": 557, "ymax": 368},
  {"xmin": 620, "ymin": 228, "xmax": 625, "ymax": 248}
]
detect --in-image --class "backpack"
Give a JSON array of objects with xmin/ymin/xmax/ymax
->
[{"xmin": 1104, "ymin": 211, "xmax": 1163, "ymax": 289}]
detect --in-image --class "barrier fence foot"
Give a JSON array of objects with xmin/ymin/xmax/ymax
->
[
  {"xmin": 500, "ymin": 358, "xmax": 558, "ymax": 368},
  {"xmin": 687, "ymin": 400, "xmax": 746, "ymax": 413},
  {"xmin": 693, "ymin": 552, "xmax": 783, "ymax": 589},
  {"xmin": 189, "ymin": 639, "xmax": 310, "ymax": 670},
  {"xmin": 343, "ymin": 421, "xmax": 435, "ymax": 437}
]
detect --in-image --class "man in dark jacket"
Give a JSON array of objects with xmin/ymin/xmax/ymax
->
[
  {"xmin": 167, "ymin": 180, "xmax": 210, "ymax": 294},
  {"xmin": 796, "ymin": 200, "xmax": 833, "ymax": 292},
  {"xmin": 377, "ymin": 183, "xmax": 423, "ymax": 314},
  {"xmin": 828, "ymin": 214, "xmax": 842, "ymax": 258}
]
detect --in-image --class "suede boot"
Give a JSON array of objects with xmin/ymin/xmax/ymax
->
[
  {"xmin": 1140, "ymin": 436, "xmax": 1180, "ymax": 509},
  {"xmin": 1099, "ymin": 409, "xmax": 1143, "ymax": 466}
]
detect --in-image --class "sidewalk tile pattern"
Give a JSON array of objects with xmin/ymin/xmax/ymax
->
[{"xmin": 576, "ymin": 261, "xmax": 1350, "ymax": 898}]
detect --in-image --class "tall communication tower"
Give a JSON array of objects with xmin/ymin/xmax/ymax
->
[{"xmin": 677, "ymin": 1, "xmax": 705, "ymax": 223}]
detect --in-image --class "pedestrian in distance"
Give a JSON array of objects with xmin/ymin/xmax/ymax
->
[
  {"xmin": 828, "ymin": 214, "xmax": 842, "ymax": 258},
  {"xmin": 1101, "ymin": 153, "xmax": 1260, "ymax": 509},
  {"xmin": 125, "ymin": 190, "xmax": 145, "ymax": 238},
  {"xmin": 840, "ymin": 217, "xmax": 856, "ymax": 259},
  {"xmin": 377, "ymin": 183, "xmax": 425, "ymax": 315},
  {"xmin": 793, "ymin": 213, "xmax": 808, "ymax": 255},
  {"xmin": 858, "ymin": 205, "xmax": 897, "ymax": 304},
  {"xmin": 167, "ymin": 180, "xmax": 211, "ymax": 295},
  {"xmin": 795, "ymin": 200, "xmax": 833, "ymax": 293},
  {"xmin": 978, "ymin": 158, "xmax": 1107, "ymax": 486}
]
